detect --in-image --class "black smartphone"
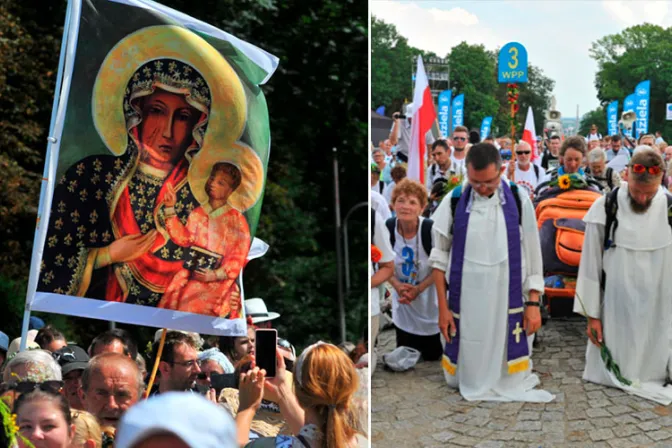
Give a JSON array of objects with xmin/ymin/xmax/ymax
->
[
  {"xmin": 255, "ymin": 328, "xmax": 277, "ymax": 378},
  {"xmin": 210, "ymin": 373, "xmax": 237, "ymax": 392}
]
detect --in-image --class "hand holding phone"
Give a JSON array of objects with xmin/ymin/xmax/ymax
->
[{"xmin": 255, "ymin": 329, "xmax": 278, "ymax": 378}]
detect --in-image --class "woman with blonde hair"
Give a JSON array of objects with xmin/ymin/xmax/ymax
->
[
  {"xmin": 237, "ymin": 344, "xmax": 367, "ymax": 447},
  {"xmin": 70, "ymin": 410, "xmax": 102, "ymax": 448}
]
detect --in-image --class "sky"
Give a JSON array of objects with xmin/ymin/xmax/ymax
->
[{"xmin": 371, "ymin": 0, "xmax": 672, "ymax": 119}]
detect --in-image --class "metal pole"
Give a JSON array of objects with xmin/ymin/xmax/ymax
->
[
  {"xmin": 333, "ymin": 148, "xmax": 346, "ymax": 343},
  {"xmin": 343, "ymin": 201, "xmax": 368, "ymax": 294}
]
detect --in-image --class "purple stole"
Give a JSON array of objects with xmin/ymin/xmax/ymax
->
[{"xmin": 442, "ymin": 179, "xmax": 530, "ymax": 376}]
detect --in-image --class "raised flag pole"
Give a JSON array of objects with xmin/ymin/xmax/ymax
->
[{"xmin": 20, "ymin": 0, "xmax": 82, "ymax": 352}]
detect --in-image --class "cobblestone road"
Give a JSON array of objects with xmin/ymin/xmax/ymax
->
[{"xmin": 372, "ymin": 317, "xmax": 672, "ymax": 448}]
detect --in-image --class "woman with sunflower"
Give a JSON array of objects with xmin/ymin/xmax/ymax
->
[{"xmin": 536, "ymin": 136, "xmax": 603, "ymax": 196}]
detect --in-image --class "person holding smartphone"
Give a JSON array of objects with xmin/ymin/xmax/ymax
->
[{"xmin": 237, "ymin": 343, "xmax": 368, "ymax": 447}]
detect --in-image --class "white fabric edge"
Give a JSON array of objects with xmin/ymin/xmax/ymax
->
[
  {"xmin": 32, "ymin": 292, "xmax": 247, "ymax": 336},
  {"xmin": 247, "ymin": 237, "xmax": 269, "ymax": 261},
  {"xmin": 106, "ymin": 0, "xmax": 279, "ymax": 84}
]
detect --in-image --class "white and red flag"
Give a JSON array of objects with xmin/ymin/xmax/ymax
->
[
  {"xmin": 522, "ymin": 106, "xmax": 540, "ymax": 165},
  {"xmin": 408, "ymin": 56, "xmax": 437, "ymax": 184}
]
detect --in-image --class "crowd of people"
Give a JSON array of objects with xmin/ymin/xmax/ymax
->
[
  {"xmin": 371, "ymin": 113, "xmax": 672, "ymax": 405},
  {"xmin": 0, "ymin": 299, "xmax": 369, "ymax": 447}
]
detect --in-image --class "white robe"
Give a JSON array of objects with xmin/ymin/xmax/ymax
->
[
  {"xmin": 429, "ymin": 184, "xmax": 554, "ymax": 402},
  {"xmin": 574, "ymin": 183, "xmax": 672, "ymax": 405}
]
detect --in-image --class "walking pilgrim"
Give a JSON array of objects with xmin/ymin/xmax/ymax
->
[
  {"xmin": 574, "ymin": 149, "xmax": 672, "ymax": 405},
  {"xmin": 430, "ymin": 143, "xmax": 554, "ymax": 402}
]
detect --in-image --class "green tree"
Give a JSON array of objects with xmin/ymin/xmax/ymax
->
[
  {"xmin": 578, "ymin": 107, "xmax": 608, "ymax": 137},
  {"xmin": 591, "ymin": 24, "xmax": 672, "ymax": 138},
  {"xmin": 447, "ymin": 42, "xmax": 499, "ymax": 132}
]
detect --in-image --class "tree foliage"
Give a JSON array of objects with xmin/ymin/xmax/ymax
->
[
  {"xmin": 371, "ymin": 17, "xmax": 555, "ymax": 138},
  {"xmin": 591, "ymin": 23, "xmax": 672, "ymax": 137},
  {"xmin": 0, "ymin": 0, "xmax": 367, "ymax": 349},
  {"xmin": 578, "ymin": 108, "xmax": 608, "ymax": 137}
]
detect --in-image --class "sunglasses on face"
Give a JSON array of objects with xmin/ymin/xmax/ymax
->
[
  {"xmin": 631, "ymin": 164, "xmax": 662, "ymax": 175},
  {"xmin": 0, "ymin": 380, "xmax": 64, "ymax": 395},
  {"xmin": 516, "ymin": 151, "xmax": 531, "ymax": 155},
  {"xmin": 453, "ymin": 137, "xmax": 467, "ymax": 141}
]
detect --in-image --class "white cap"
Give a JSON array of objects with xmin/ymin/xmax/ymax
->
[
  {"xmin": 115, "ymin": 392, "xmax": 237, "ymax": 448},
  {"xmin": 244, "ymin": 298, "xmax": 280, "ymax": 324}
]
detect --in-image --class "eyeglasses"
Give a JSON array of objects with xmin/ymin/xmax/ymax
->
[
  {"xmin": 0, "ymin": 381, "xmax": 64, "ymax": 395},
  {"xmin": 453, "ymin": 137, "xmax": 467, "ymax": 141},
  {"xmin": 631, "ymin": 164, "xmax": 662, "ymax": 175},
  {"xmin": 469, "ymin": 177, "xmax": 502, "ymax": 190},
  {"xmin": 170, "ymin": 359, "xmax": 201, "ymax": 368},
  {"xmin": 516, "ymin": 151, "xmax": 531, "ymax": 155}
]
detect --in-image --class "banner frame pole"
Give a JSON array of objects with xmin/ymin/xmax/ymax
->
[
  {"xmin": 20, "ymin": 0, "xmax": 83, "ymax": 352},
  {"xmin": 20, "ymin": 0, "xmax": 76, "ymax": 352}
]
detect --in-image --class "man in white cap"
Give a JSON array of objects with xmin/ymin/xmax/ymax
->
[
  {"xmin": 244, "ymin": 298, "xmax": 280, "ymax": 329},
  {"xmin": 114, "ymin": 392, "xmax": 237, "ymax": 448}
]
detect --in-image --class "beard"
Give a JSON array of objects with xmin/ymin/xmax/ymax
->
[{"xmin": 628, "ymin": 192, "xmax": 652, "ymax": 214}]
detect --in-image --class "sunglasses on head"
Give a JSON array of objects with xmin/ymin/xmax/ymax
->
[
  {"xmin": 52, "ymin": 347, "xmax": 76, "ymax": 364},
  {"xmin": 0, "ymin": 380, "xmax": 64, "ymax": 395},
  {"xmin": 631, "ymin": 164, "xmax": 661, "ymax": 175}
]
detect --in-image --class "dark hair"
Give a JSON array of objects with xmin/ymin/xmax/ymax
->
[
  {"xmin": 89, "ymin": 329, "xmax": 138, "ymax": 359},
  {"xmin": 550, "ymin": 135, "xmax": 561, "ymax": 141},
  {"xmin": 211, "ymin": 162, "xmax": 242, "ymax": 191},
  {"xmin": 465, "ymin": 143, "xmax": 501, "ymax": 171},
  {"xmin": 14, "ymin": 389, "xmax": 72, "ymax": 425},
  {"xmin": 151, "ymin": 332, "xmax": 198, "ymax": 365},
  {"xmin": 469, "ymin": 129, "xmax": 480, "ymax": 145},
  {"xmin": 432, "ymin": 140, "xmax": 449, "ymax": 152},
  {"xmin": 34, "ymin": 325, "xmax": 66, "ymax": 350},
  {"xmin": 560, "ymin": 136, "xmax": 586, "ymax": 157},
  {"xmin": 611, "ymin": 134, "xmax": 621, "ymax": 143}
]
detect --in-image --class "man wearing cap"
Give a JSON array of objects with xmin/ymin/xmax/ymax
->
[
  {"xmin": 0, "ymin": 331, "xmax": 8, "ymax": 366},
  {"xmin": 53, "ymin": 345, "xmax": 90, "ymax": 410},
  {"xmin": 244, "ymin": 298, "xmax": 280, "ymax": 329},
  {"xmin": 114, "ymin": 392, "xmax": 237, "ymax": 448}
]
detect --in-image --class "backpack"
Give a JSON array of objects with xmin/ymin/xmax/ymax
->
[
  {"xmin": 600, "ymin": 187, "xmax": 672, "ymax": 290},
  {"xmin": 378, "ymin": 181, "xmax": 385, "ymax": 194},
  {"xmin": 385, "ymin": 217, "xmax": 433, "ymax": 256},
  {"xmin": 532, "ymin": 163, "xmax": 541, "ymax": 181},
  {"xmin": 449, "ymin": 182, "xmax": 522, "ymax": 235},
  {"xmin": 371, "ymin": 208, "xmax": 376, "ymax": 243}
]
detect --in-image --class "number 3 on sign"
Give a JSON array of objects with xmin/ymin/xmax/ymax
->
[
  {"xmin": 508, "ymin": 46, "xmax": 518, "ymax": 69},
  {"xmin": 498, "ymin": 42, "xmax": 528, "ymax": 83}
]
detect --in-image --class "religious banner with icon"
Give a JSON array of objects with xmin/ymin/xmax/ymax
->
[{"xmin": 25, "ymin": 0, "xmax": 278, "ymax": 336}]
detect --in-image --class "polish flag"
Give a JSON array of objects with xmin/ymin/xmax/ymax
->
[
  {"xmin": 522, "ymin": 106, "xmax": 540, "ymax": 165},
  {"xmin": 408, "ymin": 57, "xmax": 437, "ymax": 184}
]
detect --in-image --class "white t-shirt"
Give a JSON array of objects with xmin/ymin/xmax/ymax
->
[
  {"xmin": 508, "ymin": 163, "xmax": 545, "ymax": 198},
  {"xmin": 450, "ymin": 152, "xmax": 467, "ymax": 175},
  {"xmin": 390, "ymin": 218, "xmax": 440, "ymax": 336},
  {"xmin": 382, "ymin": 181, "xmax": 395, "ymax": 206},
  {"xmin": 371, "ymin": 211, "xmax": 395, "ymax": 316},
  {"xmin": 371, "ymin": 190, "xmax": 391, "ymax": 221}
]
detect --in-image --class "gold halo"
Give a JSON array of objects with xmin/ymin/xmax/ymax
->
[
  {"xmin": 92, "ymin": 25, "xmax": 246, "ymax": 156},
  {"xmin": 188, "ymin": 141, "xmax": 264, "ymax": 212}
]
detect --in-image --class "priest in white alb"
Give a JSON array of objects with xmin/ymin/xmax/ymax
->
[
  {"xmin": 574, "ymin": 148, "xmax": 672, "ymax": 405},
  {"xmin": 430, "ymin": 143, "xmax": 554, "ymax": 402}
]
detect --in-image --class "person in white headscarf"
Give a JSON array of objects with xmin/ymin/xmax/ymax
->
[{"xmin": 114, "ymin": 392, "xmax": 237, "ymax": 448}]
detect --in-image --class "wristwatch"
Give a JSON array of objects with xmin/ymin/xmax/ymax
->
[{"xmin": 524, "ymin": 301, "xmax": 541, "ymax": 307}]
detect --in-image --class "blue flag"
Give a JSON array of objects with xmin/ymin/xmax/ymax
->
[
  {"xmin": 623, "ymin": 94, "xmax": 636, "ymax": 138},
  {"xmin": 607, "ymin": 101, "xmax": 618, "ymax": 137},
  {"xmin": 438, "ymin": 90, "xmax": 452, "ymax": 137},
  {"xmin": 480, "ymin": 116, "xmax": 493, "ymax": 141},
  {"xmin": 375, "ymin": 105, "xmax": 386, "ymax": 116},
  {"xmin": 452, "ymin": 93, "xmax": 464, "ymax": 129},
  {"xmin": 635, "ymin": 80, "xmax": 650, "ymax": 138}
]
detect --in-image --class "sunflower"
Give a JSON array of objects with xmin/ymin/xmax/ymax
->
[{"xmin": 558, "ymin": 174, "xmax": 571, "ymax": 190}]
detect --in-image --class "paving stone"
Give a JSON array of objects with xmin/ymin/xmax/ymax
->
[
  {"xmin": 612, "ymin": 425, "xmax": 640, "ymax": 438},
  {"xmin": 518, "ymin": 411, "xmax": 540, "ymax": 421},
  {"xmin": 648, "ymin": 430, "xmax": 672, "ymax": 441},
  {"xmin": 608, "ymin": 405, "xmax": 633, "ymax": 416},
  {"xmin": 474, "ymin": 442, "xmax": 504, "ymax": 448},
  {"xmin": 431, "ymin": 431, "xmax": 456, "ymax": 443},
  {"xmin": 586, "ymin": 407, "xmax": 612, "ymax": 418},
  {"xmin": 512, "ymin": 421, "xmax": 542, "ymax": 431},
  {"xmin": 637, "ymin": 421, "xmax": 661, "ymax": 431},
  {"xmin": 568, "ymin": 420, "xmax": 594, "ymax": 431},
  {"xmin": 633, "ymin": 410, "xmax": 658, "ymax": 421},
  {"xmin": 628, "ymin": 433, "xmax": 652, "ymax": 444},
  {"xmin": 590, "ymin": 429, "xmax": 615, "ymax": 441}
]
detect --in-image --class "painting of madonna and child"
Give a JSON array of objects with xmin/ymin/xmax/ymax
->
[{"xmin": 34, "ymin": 10, "xmax": 275, "ymax": 335}]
